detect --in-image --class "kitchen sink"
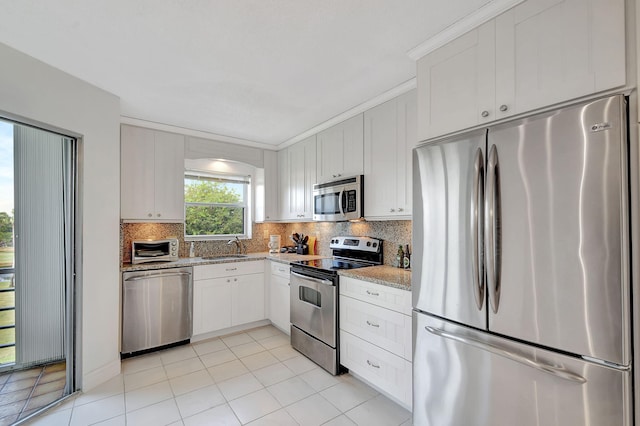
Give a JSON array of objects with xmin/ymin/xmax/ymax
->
[{"xmin": 202, "ymin": 254, "xmax": 249, "ymax": 260}]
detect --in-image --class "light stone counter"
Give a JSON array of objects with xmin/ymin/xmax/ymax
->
[
  {"xmin": 121, "ymin": 252, "xmax": 329, "ymax": 272},
  {"xmin": 339, "ymin": 265, "xmax": 412, "ymax": 291}
]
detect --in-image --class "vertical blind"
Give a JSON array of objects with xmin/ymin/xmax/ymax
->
[{"xmin": 13, "ymin": 125, "xmax": 69, "ymax": 366}]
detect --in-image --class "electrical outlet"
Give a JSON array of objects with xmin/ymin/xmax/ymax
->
[{"xmin": 263, "ymin": 229, "xmax": 269, "ymax": 239}]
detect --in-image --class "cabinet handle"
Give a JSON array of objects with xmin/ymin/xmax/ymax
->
[
  {"xmin": 366, "ymin": 290, "xmax": 380, "ymax": 296},
  {"xmin": 227, "ymin": 279, "xmax": 231, "ymax": 283},
  {"xmin": 367, "ymin": 360, "xmax": 380, "ymax": 369},
  {"xmin": 366, "ymin": 320, "xmax": 380, "ymax": 328},
  {"xmin": 147, "ymin": 213, "xmax": 152, "ymax": 217},
  {"xmin": 481, "ymin": 110, "xmax": 490, "ymax": 118},
  {"xmin": 499, "ymin": 104, "xmax": 508, "ymax": 112},
  {"xmin": 389, "ymin": 208, "xmax": 395, "ymax": 213},
  {"xmin": 398, "ymin": 208, "xmax": 403, "ymax": 212},
  {"xmin": 157, "ymin": 213, "xmax": 161, "ymax": 217},
  {"xmin": 226, "ymin": 268, "xmax": 237, "ymax": 272},
  {"xmin": 234, "ymin": 278, "xmax": 237, "ymax": 282}
]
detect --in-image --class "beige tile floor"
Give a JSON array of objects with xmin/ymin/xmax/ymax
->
[
  {"xmin": 26, "ymin": 326, "xmax": 412, "ymax": 425},
  {"xmin": 0, "ymin": 362, "xmax": 66, "ymax": 425}
]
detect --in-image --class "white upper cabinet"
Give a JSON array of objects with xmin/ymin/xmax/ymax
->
[
  {"xmin": 495, "ymin": 0, "xmax": 625, "ymax": 115},
  {"xmin": 417, "ymin": 20, "xmax": 496, "ymax": 140},
  {"xmin": 316, "ymin": 114, "xmax": 364, "ymax": 183},
  {"xmin": 417, "ymin": 0, "xmax": 625, "ymax": 140},
  {"xmin": 278, "ymin": 135, "xmax": 316, "ymax": 221},
  {"xmin": 364, "ymin": 90, "xmax": 416, "ymax": 220},
  {"xmin": 121, "ymin": 125, "xmax": 185, "ymax": 222},
  {"xmin": 262, "ymin": 150, "xmax": 278, "ymax": 222}
]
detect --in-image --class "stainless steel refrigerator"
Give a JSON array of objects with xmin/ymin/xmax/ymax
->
[{"xmin": 412, "ymin": 94, "xmax": 632, "ymax": 425}]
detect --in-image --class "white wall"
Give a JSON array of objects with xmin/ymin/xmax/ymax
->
[{"xmin": 0, "ymin": 42, "xmax": 121, "ymax": 389}]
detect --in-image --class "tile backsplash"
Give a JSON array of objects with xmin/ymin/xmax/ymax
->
[{"xmin": 121, "ymin": 220, "xmax": 411, "ymax": 266}]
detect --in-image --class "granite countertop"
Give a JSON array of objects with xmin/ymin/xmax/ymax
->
[
  {"xmin": 121, "ymin": 252, "xmax": 328, "ymax": 272},
  {"xmin": 339, "ymin": 265, "xmax": 412, "ymax": 291}
]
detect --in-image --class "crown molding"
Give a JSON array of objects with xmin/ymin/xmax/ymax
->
[
  {"xmin": 407, "ymin": 0, "xmax": 525, "ymax": 61},
  {"xmin": 120, "ymin": 116, "xmax": 279, "ymax": 150},
  {"xmin": 278, "ymin": 78, "xmax": 417, "ymax": 150}
]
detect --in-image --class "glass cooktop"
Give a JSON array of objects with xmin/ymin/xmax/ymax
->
[{"xmin": 291, "ymin": 258, "xmax": 372, "ymax": 272}]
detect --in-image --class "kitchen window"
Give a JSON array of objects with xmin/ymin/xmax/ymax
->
[{"xmin": 184, "ymin": 172, "xmax": 250, "ymax": 239}]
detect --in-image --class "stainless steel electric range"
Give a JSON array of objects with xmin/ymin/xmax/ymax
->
[{"xmin": 289, "ymin": 236, "xmax": 383, "ymax": 375}]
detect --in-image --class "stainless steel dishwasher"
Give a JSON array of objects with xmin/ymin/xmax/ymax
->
[{"xmin": 121, "ymin": 267, "xmax": 193, "ymax": 355}]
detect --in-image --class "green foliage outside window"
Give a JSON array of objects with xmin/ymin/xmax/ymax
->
[
  {"xmin": 0, "ymin": 212, "xmax": 12, "ymax": 248},
  {"xmin": 184, "ymin": 177, "xmax": 246, "ymax": 237}
]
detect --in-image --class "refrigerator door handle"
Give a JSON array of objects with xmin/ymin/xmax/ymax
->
[
  {"xmin": 424, "ymin": 326, "xmax": 587, "ymax": 384},
  {"xmin": 471, "ymin": 147, "xmax": 485, "ymax": 310},
  {"xmin": 485, "ymin": 144, "xmax": 502, "ymax": 313}
]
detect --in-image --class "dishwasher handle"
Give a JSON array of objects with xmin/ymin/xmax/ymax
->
[{"xmin": 124, "ymin": 271, "xmax": 192, "ymax": 282}]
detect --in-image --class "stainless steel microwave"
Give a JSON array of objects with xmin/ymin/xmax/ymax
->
[
  {"xmin": 131, "ymin": 238, "xmax": 179, "ymax": 264},
  {"xmin": 312, "ymin": 175, "xmax": 364, "ymax": 221}
]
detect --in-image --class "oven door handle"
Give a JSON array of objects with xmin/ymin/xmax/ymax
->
[{"xmin": 291, "ymin": 271, "xmax": 334, "ymax": 287}]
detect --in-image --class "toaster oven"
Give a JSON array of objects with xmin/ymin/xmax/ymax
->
[{"xmin": 131, "ymin": 239, "xmax": 179, "ymax": 264}]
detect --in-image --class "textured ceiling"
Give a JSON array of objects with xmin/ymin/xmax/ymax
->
[{"xmin": 0, "ymin": 0, "xmax": 493, "ymax": 146}]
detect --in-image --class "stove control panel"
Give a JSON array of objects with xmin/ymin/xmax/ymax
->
[{"xmin": 329, "ymin": 236, "xmax": 382, "ymax": 253}]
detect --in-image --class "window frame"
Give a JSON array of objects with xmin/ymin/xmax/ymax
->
[{"xmin": 183, "ymin": 171, "xmax": 251, "ymax": 241}]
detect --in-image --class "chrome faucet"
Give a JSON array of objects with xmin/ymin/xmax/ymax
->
[{"xmin": 227, "ymin": 236, "xmax": 245, "ymax": 254}]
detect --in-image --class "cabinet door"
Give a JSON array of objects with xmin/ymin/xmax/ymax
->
[
  {"xmin": 495, "ymin": 0, "xmax": 625, "ymax": 115},
  {"xmin": 269, "ymin": 274, "xmax": 290, "ymax": 333},
  {"xmin": 193, "ymin": 278, "xmax": 232, "ymax": 335},
  {"xmin": 364, "ymin": 99, "xmax": 398, "ymax": 218},
  {"xmin": 316, "ymin": 114, "xmax": 364, "ymax": 183},
  {"xmin": 121, "ymin": 125, "xmax": 155, "ymax": 220},
  {"xmin": 417, "ymin": 20, "xmax": 495, "ymax": 140},
  {"xmin": 277, "ymin": 148, "xmax": 292, "ymax": 220},
  {"xmin": 364, "ymin": 90, "xmax": 416, "ymax": 219},
  {"xmin": 232, "ymin": 273, "xmax": 265, "ymax": 325},
  {"xmin": 263, "ymin": 150, "xmax": 279, "ymax": 221},
  {"xmin": 396, "ymin": 90, "xmax": 416, "ymax": 215},
  {"xmin": 153, "ymin": 131, "xmax": 185, "ymax": 221},
  {"xmin": 287, "ymin": 135, "xmax": 316, "ymax": 219}
]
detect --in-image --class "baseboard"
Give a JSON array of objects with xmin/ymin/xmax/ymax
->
[
  {"xmin": 81, "ymin": 358, "xmax": 121, "ymax": 391},
  {"xmin": 191, "ymin": 319, "xmax": 271, "ymax": 343}
]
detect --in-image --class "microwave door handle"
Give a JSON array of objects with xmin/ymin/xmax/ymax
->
[{"xmin": 338, "ymin": 189, "xmax": 345, "ymax": 216}]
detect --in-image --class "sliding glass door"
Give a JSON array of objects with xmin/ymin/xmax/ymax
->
[{"xmin": 0, "ymin": 117, "xmax": 78, "ymax": 401}]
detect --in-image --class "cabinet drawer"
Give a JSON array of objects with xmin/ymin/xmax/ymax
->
[
  {"xmin": 340, "ymin": 277, "xmax": 411, "ymax": 315},
  {"xmin": 340, "ymin": 330, "xmax": 412, "ymax": 409},
  {"xmin": 194, "ymin": 260, "xmax": 264, "ymax": 280},
  {"xmin": 270, "ymin": 261, "xmax": 290, "ymax": 278},
  {"xmin": 340, "ymin": 296, "xmax": 411, "ymax": 361}
]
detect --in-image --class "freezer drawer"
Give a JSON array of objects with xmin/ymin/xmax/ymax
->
[
  {"xmin": 122, "ymin": 267, "xmax": 193, "ymax": 354},
  {"xmin": 413, "ymin": 312, "xmax": 631, "ymax": 426}
]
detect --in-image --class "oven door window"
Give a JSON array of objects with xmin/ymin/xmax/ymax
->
[
  {"xmin": 299, "ymin": 286, "xmax": 321, "ymax": 307},
  {"xmin": 314, "ymin": 192, "xmax": 340, "ymax": 215}
]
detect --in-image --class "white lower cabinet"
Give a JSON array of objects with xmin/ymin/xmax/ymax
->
[
  {"xmin": 339, "ymin": 277, "xmax": 412, "ymax": 409},
  {"xmin": 340, "ymin": 296, "xmax": 412, "ymax": 361},
  {"xmin": 193, "ymin": 277, "xmax": 233, "ymax": 334},
  {"xmin": 340, "ymin": 330, "xmax": 412, "ymax": 409},
  {"xmin": 193, "ymin": 261, "xmax": 265, "ymax": 336},
  {"xmin": 268, "ymin": 261, "xmax": 291, "ymax": 334}
]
